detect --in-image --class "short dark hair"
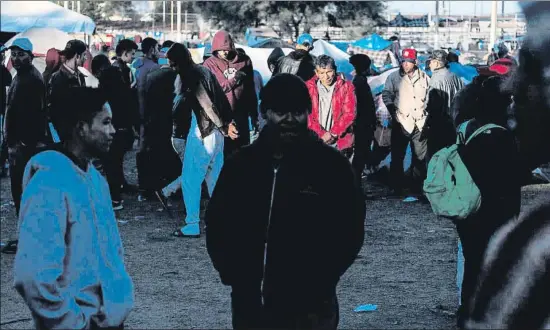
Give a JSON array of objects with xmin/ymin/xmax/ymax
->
[
  {"xmin": 315, "ymin": 55, "xmax": 337, "ymax": 71},
  {"xmin": 141, "ymin": 37, "xmax": 158, "ymax": 55},
  {"xmin": 162, "ymin": 40, "xmax": 175, "ymax": 49},
  {"xmin": 91, "ymin": 54, "xmax": 111, "ymax": 76},
  {"xmin": 53, "ymin": 87, "xmax": 108, "ymax": 141},
  {"xmin": 260, "ymin": 73, "xmax": 312, "ymax": 115},
  {"xmin": 115, "ymin": 39, "xmax": 138, "ymax": 57},
  {"xmin": 447, "ymin": 52, "xmax": 460, "ymax": 63}
]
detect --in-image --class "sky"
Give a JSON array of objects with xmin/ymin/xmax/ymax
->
[{"xmin": 386, "ymin": 1, "xmax": 522, "ymax": 16}]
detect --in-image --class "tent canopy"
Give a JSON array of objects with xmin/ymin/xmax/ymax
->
[
  {"xmin": 352, "ymin": 34, "xmax": 393, "ymax": 51},
  {"xmin": 5, "ymin": 27, "xmax": 72, "ymax": 56},
  {"xmin": 0, "ymin": 1, "xmax": 96, "ymax": 34}
]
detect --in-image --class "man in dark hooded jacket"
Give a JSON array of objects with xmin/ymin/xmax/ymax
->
[
  {"xmin": 206, "ymin": 74, "xmax": 365, "ymax": 329},
  {"xmin": 275, "ymin": 33, "xmax": 317, "ymax": 82},
  {"xmin": 349, "ymin": 54, "xmax": 377, "ymax": 184},
  {"xmin": 203, "ymin": 30, "xmax": 259, "ymax": 158}
]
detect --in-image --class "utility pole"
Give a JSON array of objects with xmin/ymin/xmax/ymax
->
[
  {"xmin": 502, "ymin": 0, "xmax": 505, "ymax": 16},
  {"xmin": 163, "ymin": 1, "xmax": 166, "ymax": 32},
  {"xmin": 177, "ymin": 1, "xmax": 182, "ymax": 42},
  {"xmin": 171, "ymin": 1, "xmax": 174, "ymax": 38},
  {"xmin": 434, "ymin": 0, "xmax": 439, "ymax": 49},
  {"xmin": 64, "ymin": 1, "xmax": 68, "ymax": 9},
  {"xmin": 490, "ymin": 0, "xmax": 498, "ymax": 49},
  {"xmin": 77, "ymin": 1, "xmax": 80, "ymax": 13}
]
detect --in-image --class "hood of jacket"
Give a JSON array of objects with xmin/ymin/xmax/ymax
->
[{"xmin": 212, "ymin": 30, "xmax": 235, "ymax": 53}]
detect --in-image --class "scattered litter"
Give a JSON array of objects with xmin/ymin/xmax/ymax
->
[
  {"xmin": 405, "ymin": 231, "xmax": 414, "ymax": 235},
  {"xmin": 117, "ymin": 220, "xmax": 129, "ymax": 224},
  {"xmin": 532, "ymin": 168, "xmax": 550, "ymax": 183},
  {"xmin": 134, "ymin": 216, "xmax": 145, "ymax": 221},
  {"xmin": 403, "ymin": 196, "xmax": 418, "ymax": 203},
  {"xmin": 0, "ymin": 242, "xmax": 5, "ymax": 247},
  {"xmin": 156, "ymin": 208, "xmax": 164, "ymax": 212},
  {"xmin": 162, "ymin": 271, "xmax": 179, "ymax": 276},
  {"xmin": 354, "ymin": 304, "xmax": 378, "ymax": 313},
  {"xmin": 427, "ymin": 230, "xmax": 435, "ymax": 233}
]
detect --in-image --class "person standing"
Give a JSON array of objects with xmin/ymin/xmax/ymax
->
[
  {"xmin": 382, "ymin": 48, "xmax": 430, "ymax": 195},
  {"xmin": 112, "ymin": 39, "xmax": 138, "ymax": 88},
  {"xmin": 306, "ymin": 55, "xmax": 357, "ymax": 159},
  {"xmin": 1, "ymin": 38, "xmax": 48, "ymax": 255},
  {"xmin": 14, "ymin": 87, "xmax": 134, "ymax": 330},
  {"xmin": 203, "ymin": 30, "xmax": 259, "ymax": 158},
  {"xmin": 167, "ymin": 43, "xmax": 238, "ymax": 238},
  {"xmin": 206, "ymin": 74, "xmax": 365, "ymax": 329},
  {"xmin": 425, "ymin": 50, "xmax": 465, "ymax": 161},
  {"xmin": 48, "ymin": 40, "xmax": 88, "ymax": 135},
  {"xmin": 349, "ymin": 54, "xmax": 377, "ymax": 184},
  {"xmin": 275, "ymin": 33, "xmax": 317, "ymax": 82},
  {"xmin": 0, "ymin": 43, "xmax": 13, "ymax": 178}
]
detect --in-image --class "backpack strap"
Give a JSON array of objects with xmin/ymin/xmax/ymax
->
[
  {"xmin": 456, "ymin": 120, "xmax": 470, "ymax": 145},
  {"xmin": 465, "ymin": 124, "xmax": 506, "ymax": 145}
]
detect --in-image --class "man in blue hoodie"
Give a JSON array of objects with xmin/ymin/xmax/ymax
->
[{"xmin": 14, "ymin": 87, "xmax": 134, "ymax": 330}]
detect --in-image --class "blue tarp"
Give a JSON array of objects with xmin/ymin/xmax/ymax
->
[
  {"xmin": 1, "ymin": 1, "xmax": 96, "ymax": 34},
  {"xmin": 351, "ymin": 34, "xmax": 392, "ymax": 51},
  {"xmin": 448, "ymin": 62, "xmax": 479, "ymax": 85}
]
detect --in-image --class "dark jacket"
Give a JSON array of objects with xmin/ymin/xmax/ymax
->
[
  {"xmin": 135, "ymin": 57, "xmax": 160, "ymax": 120},
  {"xmin": 99, "ymin": 66, "xmax": 140, "ymax": 132},
  {"xmin": 276, "ymin": 49, "xmax": 317, "ymax": 82},
  {"xmin": 112, "ymin": 58, "xmax": 132, "ymax": 89},
  {"xmin": 143, "ymin": 67, "xmax": 178, "ymax": 143},
  {"xmin": 173, "ymin": 64, "xmax": 233, "ymax": 139},
  {"xmin": 465, "ymin": 195, "xmax": 550, "ymax": 329},
  {"xmin": 48, "ymin": 64, "xmax": 86, "ymax": 131},
  {"xmin": 4, "ymin": 65, "xmax": 47, "ymax": 147},
  {"xmin": 352, "ymin": 74, "xmax": 377, "ymax": 137},
  {"xmin": 1, "ymin": 65, "xmax": 12, "ymax": 116},
  {"xmin": 205, "ymin": 130, "xmax": 365, "ymax": 307},
  {"xmin": 202, "ymin": 31, "xmax": 258, "ymax": 130}
]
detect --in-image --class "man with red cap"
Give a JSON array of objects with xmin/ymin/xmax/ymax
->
[{"xmin": 382, "ymin": 48, "xmax": 430, "ymax": 196}]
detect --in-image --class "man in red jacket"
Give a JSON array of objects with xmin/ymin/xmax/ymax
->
[
  {"xmin": 203, "ymin": 30, "xmax": 259, "ymax": 158},
  {"xmin": 306, "ymin": 55, "xmax": 357, "ymax": 159}
]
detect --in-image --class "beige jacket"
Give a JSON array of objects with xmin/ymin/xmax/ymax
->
[{"xmin": 383, "ymin": 69, "xmax": 430, "ymax": 134}]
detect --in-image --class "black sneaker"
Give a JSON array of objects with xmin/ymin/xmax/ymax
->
[
  {"xmin": 112, "ymin": 201, "xmax": 124, "ymax": 211},
  {"xmin": 1, "ymin": 240, "xmax": 18, "ymax": 254}
]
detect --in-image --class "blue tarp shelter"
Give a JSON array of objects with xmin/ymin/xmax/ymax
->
[
  {"xmin": 1, "ymin": 1, "xmax": 96, "ymax": 34},
  {"xmin": 244, "ymin": 27, "xmax": 280, "ymax": 48},
  {"xmin": 351, "ymin": 34, "xmax": 392, "ymax": 51}
]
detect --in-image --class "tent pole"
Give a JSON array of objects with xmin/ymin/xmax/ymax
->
[
  {"xmin": 171, "ymin": 1, "xmax": 174, "ymax": 39},
  {"xmin": 163, "ymin": 1, "xmax": 166, "ymax": 33},
  {"xmin": 490, "ymin": 0, "xmax": 498, "ymax": 49},
  {"xmin": 434, "ymin": 0, "xmax": 439, "ymax": 49},
  {"xmin": 177, "ymin": 1, "xmax": 182, "ymax": 42}
]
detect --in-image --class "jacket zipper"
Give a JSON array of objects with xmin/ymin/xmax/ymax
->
[{"xmin": 264, "ymin": 166, "xmax": 279, "ymax": 276}]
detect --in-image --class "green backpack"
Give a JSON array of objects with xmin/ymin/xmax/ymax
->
[{"xmin": 423, "ymin": 120, "xmax": 506, "ymax": 221}]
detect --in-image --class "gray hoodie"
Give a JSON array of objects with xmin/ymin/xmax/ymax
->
[{"xmin": 14, "ymin": 150, "xmax": 134, "ymax": 330}]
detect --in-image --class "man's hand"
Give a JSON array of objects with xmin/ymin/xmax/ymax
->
[
  {"xmin": 234, "ymin": 71, "xmax": 247, "ymax": 84},
  {"xmin": 321, "ymin": 132, "xmax": 336, "ymax": 144},
  {"xmin": 251, "ymin": 119, "xmax": 260, "ymax": 134},
  {"xmin": 227, "ymin": 123, "xmax": 239, "ymax": 140}
]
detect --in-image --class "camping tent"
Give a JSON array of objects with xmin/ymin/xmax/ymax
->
[
  {"xmin": 348, "ymin": 34, "xmax": 400, "ymax": 71},
  {"xmin": 0, "ymin": 1, "xmax": 96, "ymax": 34},
  {"xmin": 4, "ymin": 27, "xmax": 72, "ymax": 74}
]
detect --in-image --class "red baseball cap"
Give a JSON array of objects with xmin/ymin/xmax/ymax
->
[
  {"xmin": 402, "ymin": 48, "xmax": 417, "ymax": 63},
  {"xmin": 489, "ymin": 58, "xmax": 514, "ymax": 75}
]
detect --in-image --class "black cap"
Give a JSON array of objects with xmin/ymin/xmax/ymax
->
[
  {"xmin": 349, "ymin": 54, "xmax": 372, "ymax": 73},
  {"xmin": 59, "ymin": 39, "xmax": 87, "ymax": 57}
]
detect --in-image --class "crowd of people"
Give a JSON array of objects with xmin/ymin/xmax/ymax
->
[{"xmin": 0, "ymin": 1, "xmax": 549, "ymax": 328}]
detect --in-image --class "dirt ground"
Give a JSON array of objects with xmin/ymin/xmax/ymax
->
[{"xmin": 1, "ymin": 150, "xmax": 549, "ymax": 329}]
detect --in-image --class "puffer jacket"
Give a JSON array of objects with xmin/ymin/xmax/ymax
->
[
  {"xmin": 306, "ymin": 76, "xmax": 357, "ymax": 151},
  {"xmin": 205, "ymin": 129, "xmax": 365, "ymax": 308},
  {"xmin": 275, "ymin": 49, "xmax": 317, "ymax": 82}
]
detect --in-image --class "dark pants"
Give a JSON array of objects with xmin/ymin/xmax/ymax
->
[
  {"xmin": 455, "ymin": 216, "xmax": 502, "ymax": 328},
  {"xmin": 90, "ymin": 321, "xmax": 124, "ymax": 330},
  {"xmin": 231, "ymin": 286, "xmax": 339, "ymax": 330},
  {"xmin": 8, "ymin": 145, "xmax": 37, "ymax": 216},
  {"xmin": 352, "ymin": 132, "xmax": 374, "ymax": 184},
  {"xmin": 103, "ymin": 129, "xmax": 134, "ymax": 201},
  {"xmin": 390, "ymin": 122, "xmax": 427, "ymax": 191},
  {"xmin": 137, "ymin": 137, "xmax": 182, "ymax": 193}
]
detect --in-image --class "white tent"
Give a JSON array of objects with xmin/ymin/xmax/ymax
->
[
  {"xmin": 0, "ymin": 1, "xmax": 96, "ymax": 34},
  {"xmin": 4, "ymin": 27, "xmax": 72, "ymax": 75}
]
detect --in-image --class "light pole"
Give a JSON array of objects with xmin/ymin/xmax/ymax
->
[
  {"xmin": 490, "ymin": 0, "xmax": 498, "ymax": 49},
  {"xmin": 177, "ymin": 1, "xmax": 182, "ymax": 42}
]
